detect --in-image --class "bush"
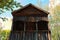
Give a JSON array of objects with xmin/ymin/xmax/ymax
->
[{"xmin": 0, "ymin": 30, "xmax": 10, "ymax": 40}]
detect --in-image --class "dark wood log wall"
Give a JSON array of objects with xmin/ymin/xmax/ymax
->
[{"xmin": 9, "ymin": 4, "xmax": 50, "ymax": 40}]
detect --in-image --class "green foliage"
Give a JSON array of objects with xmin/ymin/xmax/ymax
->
[
  {"xmin": 0, "ymin": 17, "xmax": 8, "ymax": 21},
  {"xmin": 0, "ymin": 0, "xmax": 23, "ymax": 14},
  {"xmin": 0, "ymin": 0, "xmax": 23, "ymax": 21},
  {"xmin": 50, "ymin": 5, "xmax": 60, "ymax": 40},
  {"xmin": 0, "ymin": 30, "xmax": 10, "ymax": 40}
]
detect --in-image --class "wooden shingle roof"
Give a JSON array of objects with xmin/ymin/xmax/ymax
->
[{"xmin": 12, "ymin": 3, "xmax": 49, "ymax": 16}]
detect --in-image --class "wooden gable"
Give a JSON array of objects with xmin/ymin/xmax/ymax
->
[{"xmin": 12, "ymin": 4, "xmax": 49, "ymax": 17}]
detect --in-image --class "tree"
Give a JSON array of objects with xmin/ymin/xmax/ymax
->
[
  {"xmin": 50, "ymin": 4, "xmax": 60, "ymax": 40},
  {"xmin": 0, "ymin": 0, "xmax": 23, "ymax": 21},
  {"xmin": 0, "ymin": 0, "xmax": 23, "ymax": 14}
]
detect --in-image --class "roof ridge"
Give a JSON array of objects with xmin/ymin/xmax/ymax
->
[{"xmin": 12, "ymin": 3, "xmax": 49, "ymax": 15}]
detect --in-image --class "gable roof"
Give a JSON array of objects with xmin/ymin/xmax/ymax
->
[{"xmin": 12, "ymin": 3, "xmax": 49, "ymax": 16}]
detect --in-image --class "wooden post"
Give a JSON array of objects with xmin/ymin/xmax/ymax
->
[
  {"xmin": 23, "ymin": 20, "xmax": 26, "ymax": 40},
  {"xmin": 36, "ymin": 22, "xmax": 38, "ymax": 40}
]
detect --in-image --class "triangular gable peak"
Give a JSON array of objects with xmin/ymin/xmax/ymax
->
[{"xmin": 12, "ymin": 4, "xmax": 49, "ymax": 16}]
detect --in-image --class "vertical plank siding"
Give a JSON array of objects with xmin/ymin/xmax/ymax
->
[{"xmin": 9, "ymin": 31, "xmax": 49, "ymax": 40}]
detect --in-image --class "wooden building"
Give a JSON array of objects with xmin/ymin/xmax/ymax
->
[{"xmin": 9, "ymin": 4, "xmax": 51, "ymax": 40}]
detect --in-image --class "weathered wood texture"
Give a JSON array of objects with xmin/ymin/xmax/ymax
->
[{"xmin": 9, "ymin": 4, "xmax": 50, "ymax": 40}]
